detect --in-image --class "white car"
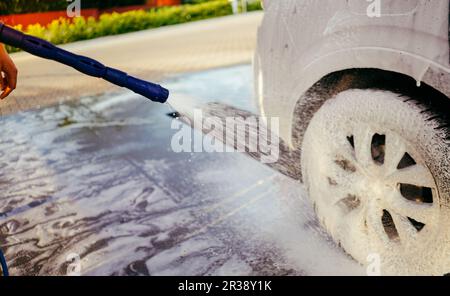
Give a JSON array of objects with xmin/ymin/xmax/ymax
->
[{"xmin": 254, "ymin": 0, "xmax": 450, "ymax": 275}]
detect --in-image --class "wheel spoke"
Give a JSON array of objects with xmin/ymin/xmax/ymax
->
[
  {"xmin": 387, "ymin": 164, "xmax": 435, "ymax": 188},
  {"xmin": 366, "ymin": 204, "xmax": 390, "ymax": 244},
  {"xmin": 346, "ymin": 205, "xmax": 367, "ymax": 236},
  {"xmin": 334, "ymin": 194, "xmax": 361, "ymax": 212},
  {"xmin": 387, "ymin": 191, "xmax": 435, "ymax": 225},
  {"xmin": 328, "ymin": 168, "xmax": 366, "ymax": 198},
  {"xmin": 384, "ymin": 132, "xmax": 407, "ymax": 174},
  {"xmin": 390, "ymin": 211, "xmax": 418, "ymax": 244},
  {"xmin": 332, "ymin": 137, "xmax": 358, "ymax": 168},
  {"xmin": 353, "ymin": 125, "xmax": 375, "ymax": 168}
]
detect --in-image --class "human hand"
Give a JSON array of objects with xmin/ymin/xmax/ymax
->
[{"xmin": 0, "ymin": 44, "xmax": 18, "ymax": 100}]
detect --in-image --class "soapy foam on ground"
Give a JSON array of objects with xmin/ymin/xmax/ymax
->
[{"xmin": 0, "ymin": 65, "xmax": 364, "ymax": 275}]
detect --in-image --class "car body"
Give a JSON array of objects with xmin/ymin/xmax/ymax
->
[
  {"xmin": 254, "ymin": 0, "xmax": 450, "ymax": 275},
  {"xmin": 254, "ymin": 0, "xmax": 450, "ymax": 148}
]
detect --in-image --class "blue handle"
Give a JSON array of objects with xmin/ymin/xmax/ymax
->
[
  {"xmin": 0, "ymin": 248, "xmax": 8, "ymax": 276},
  {"xmin": 0, "ymin": 24, "xmax": 169, "ymax": 103}
]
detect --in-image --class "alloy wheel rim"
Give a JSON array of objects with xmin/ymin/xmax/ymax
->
[{"xmin": 320, "ymin": 123, "xmax": 440, "ymax": 255}]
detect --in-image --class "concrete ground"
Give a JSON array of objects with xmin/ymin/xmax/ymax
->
[
  {"xmin": 0, "ymin": 12, "xmax": 262, "ymax": 116},
  {"xmin": 0, "ymin": 65, "xmax": 363, "ymax": 276}
]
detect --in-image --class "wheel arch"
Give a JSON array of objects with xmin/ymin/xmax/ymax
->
[{"xmin": 289, "ymin": 67, "xmax": 450, "ymax": 181}]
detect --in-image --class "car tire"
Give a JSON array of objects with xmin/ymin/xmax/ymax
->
[{"xmin": 301, "ymin": 89, "xmax": 450, "ymax": 275}]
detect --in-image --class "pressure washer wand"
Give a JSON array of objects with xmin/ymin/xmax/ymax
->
[
  {"xmin": 0, "ymin": 24, "xmax": 169, "ymax": 103},
  {"xmin": 0, "ymin": 248, "xmax": 8, "ymax": 276}
]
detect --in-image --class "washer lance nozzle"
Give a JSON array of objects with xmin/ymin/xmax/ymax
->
[{"xmin": 0, "ymin": 24, "xmax": 169, "ymax": 103}]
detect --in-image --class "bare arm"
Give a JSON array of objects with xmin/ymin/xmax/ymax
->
[{"xmin": 0, "ymin": 43, "xmax": 18, "ymax": 100}]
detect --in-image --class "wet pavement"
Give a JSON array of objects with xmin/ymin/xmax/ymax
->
[{"xmin": 0, "ymin": 65, "xmax": 364, "ymax": 276}]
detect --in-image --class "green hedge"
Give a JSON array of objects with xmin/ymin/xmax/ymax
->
[
  {"xmin": 0, "ymin": 0, "xmax": 147, "ymax": 15},
  {"xmin": 5, "ymin": 0, "xmax": 262, "ymax": 53},
  {"xmin": 183, "ymin": 0, "xmax": 262, "ymax": 11},
  {"xmin": 182, "ymin": 0, "xmax": 214, "ymax": 4},
  {"xmin": 247, "ymin": 0, "xmax": 262, "ymax": 11}
]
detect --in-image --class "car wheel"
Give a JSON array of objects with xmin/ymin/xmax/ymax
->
[{"xmin": 301, "ymin": 89, "xmax": 450, "ymax": 275}]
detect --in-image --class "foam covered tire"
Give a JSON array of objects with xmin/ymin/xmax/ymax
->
[{"xmin": 301, "ymin": 89, "xmax": 450, "ymax": 275}]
